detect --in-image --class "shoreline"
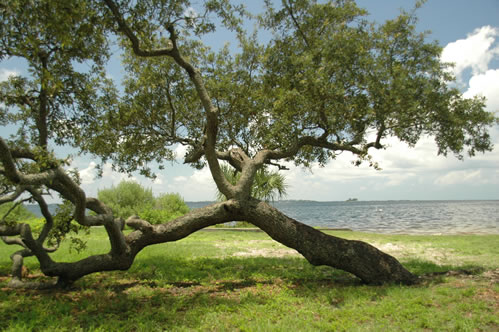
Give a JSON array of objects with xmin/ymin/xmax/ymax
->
[{"xmin": 202, "ymin": 227, "xmax": 499, "ymax": 235}]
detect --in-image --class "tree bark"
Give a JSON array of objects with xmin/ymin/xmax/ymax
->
[{"xmin": 241, "ymin": 200, "xmax": 418, "ymax": 285}]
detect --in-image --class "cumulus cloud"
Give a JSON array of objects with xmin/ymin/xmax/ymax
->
[
  {"xmin": 0, "ymin": 68, "xmax": 19, "ymax": 81},
  {"xmin": 168, "ymin": 167, "xmax": 216, "ymax": 201},
  {"xmin": 174, "ymin": 144, "xmax": 189, "ymax": 161},
  {"xmin": 101, "ymin": 163, "xmax": 138, "ymax": 184},
  {"xmin": 463, "ymin": 69, "xmax": 499, "ymax": 112},
  {"xmin": 68, "ymin": 159, "xmax": 143, "ymax": 198},
  {"xmin": 441, "ymin": 26, "xmax": 499, "ymax": 83},
  {"xmin": 79, "ymin": 161, "xmax": 98, "ymax": 185}
]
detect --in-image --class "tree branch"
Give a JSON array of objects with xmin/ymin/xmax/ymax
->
[
  {"xmin": 0, "ymin": 224, "xmax": 22, "ymax": 236},
  {"xmin": 255, "ymin": 136, "xmax": 363, "ymax": 164},
  {"xmin": 27, "ymin": 189, "xmax": 53, "ymax": 244},
  {"xmin": 0, "ymin": 138, "xmax": 61, "ymax": 185},
  {"xmin": 104, "ymin": 0, "xmax": 236, "ymax": 199},
  {"xmin": 37, "ymin": 53, "xmax": 49, "ymax": 147},
  {"xmin": 103, "ymin": 0, "xmax": 174, "ymax": 57},
  {"xmin": 284, "ymin": 0, "xmax": 311, "ymax": 48},
  {"xmin": 0, "ymin": 185, "xmax": 28, "ymax": 204}
]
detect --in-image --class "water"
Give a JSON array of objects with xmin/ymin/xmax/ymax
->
[{"xmin": 187, "ymin": 200, "xmax": 499, "ymax": 235}]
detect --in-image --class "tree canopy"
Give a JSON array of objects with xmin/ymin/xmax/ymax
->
[
  {"xmin": 78, "ymin": 0, "xmax": 495, "ymax": 176},
  {"xmin": 0, "ymin": 0, "xmax": 497, "ymax": 287}
]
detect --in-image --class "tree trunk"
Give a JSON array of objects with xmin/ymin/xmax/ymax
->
[{"xmin": 241, "ymin": 200, "xmax": 418, "ymax": 285}]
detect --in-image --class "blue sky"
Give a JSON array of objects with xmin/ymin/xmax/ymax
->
[{"xmin": 1, "ymin": 0, "xmax": 498, "ymax": 202}]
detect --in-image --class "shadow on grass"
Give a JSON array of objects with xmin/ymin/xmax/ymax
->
[
  {"xmin": 1, "ymin": 255, "xmax": 494, "ymax": 331},
  {"xmin": 128, "ymin": 254, "xmax": 487, "ymax": 284},
  {"xmin": 403, "ymin": 258, "xmax": 486, "ymax": 285},
  {"xmin": 123, "ymin": 254, "xmax": 358, "ymax": 285},
  {"xmin": 1, "ymin": 254, "xmax": 487, "ymax": 290}
]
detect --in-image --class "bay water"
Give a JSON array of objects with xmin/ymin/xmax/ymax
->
[{"xmin": 188, "ymin": 200, "xmax": 499, "ymax": 235}]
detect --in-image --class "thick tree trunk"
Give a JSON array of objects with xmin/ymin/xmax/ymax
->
[{"xmin": 241, "ymin": 200, "xmax": 418, "ymax": 285}]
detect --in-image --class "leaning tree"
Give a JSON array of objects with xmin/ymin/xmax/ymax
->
[{"xmin": 1, "ymin": 0, "xmax": 496, "ymax": 287}]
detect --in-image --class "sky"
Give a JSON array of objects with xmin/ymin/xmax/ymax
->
[{"xmin": 1, "ymin": 0, "xmax": 498, "ymax": 202}]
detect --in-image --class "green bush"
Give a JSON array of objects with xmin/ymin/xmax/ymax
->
[
  {"xmin": 97, "ymin": 180, "xmax": 154, "ymax": 219},
  {"xmin": 98, "ymin": 182, "xmax": 189, "ymax": 225},
  {"xmin": 139, "ymin": 193, "xmax": 189, "ymax": 224},
  {"xmin": 138, "ymin": 208, "xmax": 181, "ymax": 224},
  {"xmin": 154, "ymin": 193, "xmax": 189, "ymax": 214}
]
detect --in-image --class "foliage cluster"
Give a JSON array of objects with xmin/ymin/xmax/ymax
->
[
  {"xmin": 97, "ymin": 180, "xmax": 189, "ymax": 224},
  {"xmin": 97, "ymin": 180, "xmax": 155, "ymax": 220},
  {"xmin": 46, "ymin": 200, "xmax": 90, "ymax": 253},
  {"xmin": 0, "ymin": 202, "xmax": 35, "ymax": 226},
  {"xmin": 139, "ymin": 193, "xmax": 190, "ymax": 224},
  {"xmin": 217, "ymin": 164, "xmax": 288, "ymax": 202}
]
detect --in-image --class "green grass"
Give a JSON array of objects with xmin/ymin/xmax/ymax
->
[{"xmin": 1, "ymin": 229, "xmax": 498, "ymax": 331}]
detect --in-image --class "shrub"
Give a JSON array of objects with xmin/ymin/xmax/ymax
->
[
  {"xmin": 97, "ymin": 180, "xmax": 154, "ymax": 219},
  {"xmin": 98, "ymin": 181, "xmax": 189, "ymax": 225},
  {"xmin": 139, "ymin": 193, "xmax": 189, "ymax": 224}
]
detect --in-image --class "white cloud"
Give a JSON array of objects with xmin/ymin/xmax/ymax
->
[
  {"xmin": 102, "ymin": 164, "xmax": 140, "ymax": 185},
  {"xmin": 434, "ymin": 170, "xmax": 484, "ymax": 186},
  {"xmin": 174, "ymin": 144, "xmax": 189, "ymax": 161},
  {"xmin": 441, "ymin": 26, "xmax": 499, "ymax": 83},
  {"xmin": 191, "ymin": 168, "xmax": 215, "ymax": 186},
  {"xmin": 463, "ymin": 69, "xmax": 499, "ymax": 112},
  {"xmin": 183, "ymin": 7, "xmax": 198, "ymax": 19},
  {"xmin": 0, "ymin": 68, "xmax": 19, "ymax": 81},
  {"xmin": 79, "ymin": 161, "xmax": 97, "ymax": 185},
  {"xmin": 153, "ymin": 174, "xmax": 164, "ymax": 185},
  {"xmin": 384, "ymin": 172, "xmax": 417, "ymax": 187},
  {"xmin": 173, "ymin": 176, "xmax": 188, "ymax": 182},
  {"xmin": 71, "ymin": 161, "xmax": 135, "ymax": 190},
  {"xmin": 169, "ymin": 167, "xmax": 216, "ymax": 201}
]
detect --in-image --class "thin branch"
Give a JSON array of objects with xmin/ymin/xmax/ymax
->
[
  {"xmin": 255, "ymin": 136, "xmax": 362, "ymax": 165},
  {"xmin": 28, "ymin": 188, "xmax": 53, "ymax": 244},
  {"xmin": 284, "ymin": 0, "xmax": 311, "ymax": 48},
  {"xmin": 103, "ymin": 0, "xmax": 174, "ymax": 57},
  {"xmin": 0, "ymin": 137, "xmax": 21, "ymax": 183},
  {"xmin": 1, "ymin": 197, "xmax": 31, "ymax": 223},
  {"xmin": 37, "ymin": 53, "xmax": 49, "ymax": 147},
  {"xmin": 265, "ymin": 160, "xmax": 290, "ymax": 171},
  {"xmin": 0, "ymin": 185, "xmax": 28, "ymax": 204},
  {"xmin": 165, "ymin": 80, "xmax": 177, "ymax": 138},
  {"xmin": 1, "ymin": 236, "xmax": 26, "ymax": 247}
]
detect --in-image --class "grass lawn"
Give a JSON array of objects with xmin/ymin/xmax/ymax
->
[{"xmin": 1, "ymin": 229, "xmax": 498, "ymax": 331}]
